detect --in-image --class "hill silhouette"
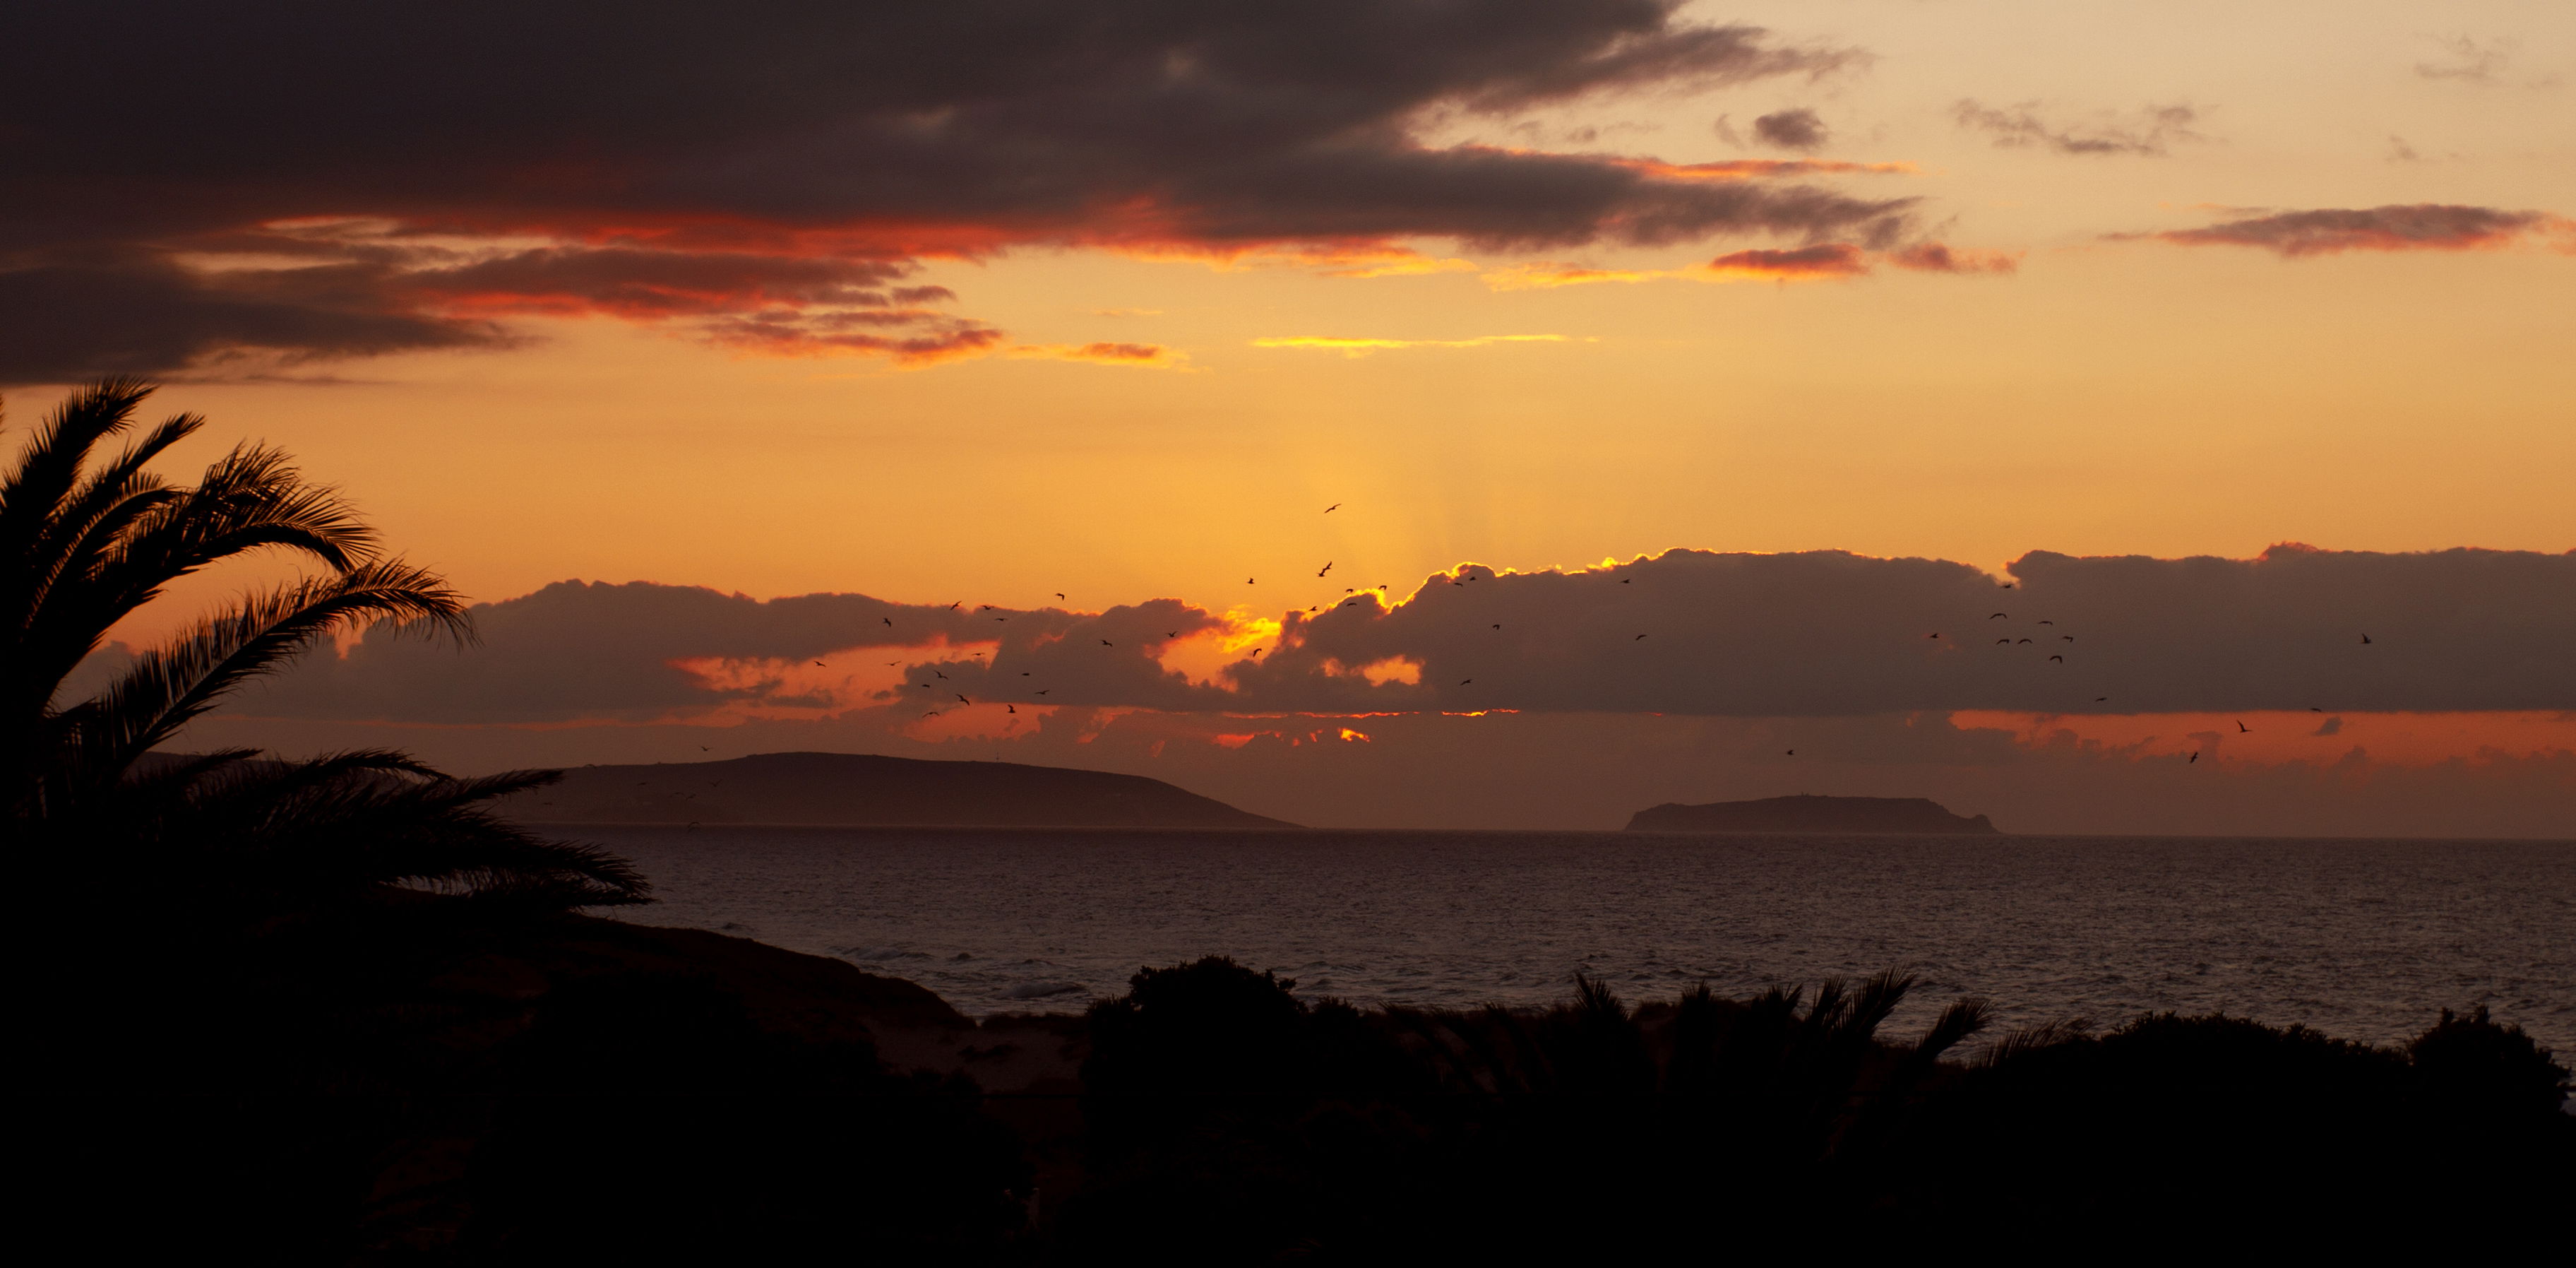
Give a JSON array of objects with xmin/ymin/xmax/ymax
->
[
  {"xmin": 1626, "ymin": 794, "xmax": 1998, "ymax": 834},
  {"xmin": 497, "ymin": 751, "xmax": 1293, "ymax": 829}
]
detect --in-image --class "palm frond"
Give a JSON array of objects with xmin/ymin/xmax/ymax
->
[
  {"xmin": 1839, "ymin": 968, "xmax": 1916, "ymax": 1045},
  {"xmin": 1976, "ymin": 1017, "xmax": 2096, "ymax": 1068},
  {"xmin": 65, "ymin": 561, "xmax": 467, "ymax": 788},
  {"xmin": 67, "ymin": 442, "xmax": 379, "ymax": 636},
  {"xmin": 1912, "ymin": 997, "xmax": 1994, "ymax": 1062},
  {"xmin": 0, "ymin": 377, "xmax": 155, "ymax": 563}
]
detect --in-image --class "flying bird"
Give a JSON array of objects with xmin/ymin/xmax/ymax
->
[
  {"xmin": 2039, "ymin": 620, "xmax": 2053, "ymax": 626},
  {"xmin": 813, "ymin": 660, "xmax": 825, "ymax": 666},
  {"xmin": 1166, "ymin": 631, "xmax": 1179, "ymax": 639},
  {"xmin": 1100, "ymin": 639, "xmax": 1114, "ymax": 646},
  {"xmin": 1006, "ymin": 704, "xmax": 1017, "ymax": 714},
  {"xmin": 924, "ymin": 710, "xmax": 941, "ymax": 718},
  {"xmin": 1318, "ymin": 561, "xmax": 1334, "ymax": 577},
  {"xmin": 1786, "ymin": 749, "xmax": 1795, "ymax": 756},
  {"xmin": 1997, "ymin": 639, "xmax": 2010, "ymax": 645},
  {"xmin": 2095, "ymin": 697, "xmax": 2109, "ymax": 703},
  {"xmin": 1056, "ymin": 592, "xmax": 1066, "ymax": 599},
  {"xmin": 1991, "ymin": 612, "xmax": 2008, "ymax": 620},
  {"xmin": 1635, "ymin": 633, "xmax": 1648, "ymax": 640},
  {"xmin": 1248, "ymin": 577, "xmax": 1256, "ymax": 584},
  {"xmin": 1036, "ymin": 689, "xmax": 1051, "ymax": 695},
  {"xmin": 2236, "ymin": 720, "xmax": 2250, "ymax": 733},
  {"xmin": 2309, "ymin": 706, "xmax": 2323, "ymax": 712},
  {"xmin": 947, "ymin": 601, "xmax": 960, "ymax": 610},
  {"xmin": 2189, "ymin": 751, "xmax": 2200, "ymax": 764},
  {"xmin": 1493, "ymin": 624, "xmax": 1503, "ymax": 630},
  {"xmin": 881, "ymin": 617, "xmax": 893, "ymax": 627},
  {"xmin": 1928, "ymin": 632, "xmax": 1941, "ymax": 639},
  {"xmin": 934, "ymin": 670, "xmax": 948, "ymax": 679},
  {"xmin": 957, "ymin": 694, "xmax": 972, "ymax": 704},
  {"xmin": 1999, "ymin": 583, "xmax": 2014, "ymax": 589},
  {"xmin": 1460, "ymin": 679, "xmax": 1473, "ymax": 686},
  {"xmin": 2062, "ymin": 635, "xmax": 2074, "ymax": 642},
  {"xmin": 2049, "ymin": 655, "xmax": 2063, "ymax": 663},
  {"xmin": 2018, "ymin": 639, "xmax": 2032, "ymax": 644},
  {"xmin": 1324, "ymin": 503, "xmax": 1340, "ymax": 514},
  {"xmin": 698, "ymin": 745, "xmax": 710, "ymax": 752},
  {"xmin": 1621, "ymin": 579, "xmax": 1631, "ymax": 585},
  {"xmin": 2360, "ymin": 634, "xmax": 2372, "ymax": 644}
]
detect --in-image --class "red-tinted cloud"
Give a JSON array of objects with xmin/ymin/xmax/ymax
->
[
  {"xmin": 2130, "ymin": 204, "xmax": 2569, "ymax": 256},
  {"xmin": 1, "ymin": 1, "xmax": 1921, "ymax": 383}
]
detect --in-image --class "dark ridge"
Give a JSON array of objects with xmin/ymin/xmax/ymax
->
[
  {"xmin": 1626, "ymin": 793, "xmax": 1999, "ymax": 834},
  {"xmin": 496, "ymin": 751, "xmax": 1294, "ymax": 829}
]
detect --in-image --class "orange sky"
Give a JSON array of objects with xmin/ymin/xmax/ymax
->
[{"xmin": 17, "ymin": 1, "xmax": 2572, "ymax": 831}]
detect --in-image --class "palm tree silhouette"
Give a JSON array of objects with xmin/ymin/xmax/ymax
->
[{"xmin": 4, "ymin": 379, "xmax": 645, "ymax": 913}]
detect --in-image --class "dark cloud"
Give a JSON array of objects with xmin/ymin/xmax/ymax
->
[
  {"xmin": 222, "ymin": 580, "xmax": 1241, "ymax": 723},
  {"xmin": 229, "ymin": 581, "xmax": 1068, "ymax": 723},
  {"xmin": 1751, "ymin": 108, "xmax": 1828, "ymax": 151},
  {"xmin": 0, "ymin": 252, "xmax": 503, "ymax": 384},
  {"xmin": 2415, "ymin": 35, "xmax": 2513, "ymax": 84},
  {"xmin": 1951, "ymin": 100, "xmax": 2205, "ymax": 156},
  {"xmin": 402, "ymin": 249, "xmax": 918, "ymax": 318},
  {"xmin": 696, "ymin": 311, "xmax": 1007, "ymax": 364},
  {"xmin": 1, "ymin": 1, "xmax": 1911, "ymax": 382},
  {"xmin": 1233, "ymin": 546, "xmax": 2575, "ymax": 716},
  {"xmin": 205, "ymin": 545, "xmax": 2576, "ymax": 727},
  {"xmin": 1885, "ymin": 242, "xmax": 2017, "ymax": 274},
  {"xmin": 1706, "ymin": 243, "xmax": 1871, "ymax": 278},
  {"xmin": 2125, "ymin": 204, "xmax": 2568, "ymax": 256}
]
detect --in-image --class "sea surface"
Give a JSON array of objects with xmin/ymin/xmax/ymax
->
[{"xmin": 588, "ymin": 826, "xmax": 2575, "ymax": 1053}]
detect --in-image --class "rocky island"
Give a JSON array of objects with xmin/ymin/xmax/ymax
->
[
  {"xmin": 1625, "ymin": 794, "xmax": 1999, "ymax": 834},
  {"xmin": 497, "ymin": 751, "xmax": 1294, "ymax": 829}
]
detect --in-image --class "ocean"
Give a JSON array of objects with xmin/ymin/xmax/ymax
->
[{"xmin": 585, "ymin": 826, "xmax": 2575, "ymax": 1053}]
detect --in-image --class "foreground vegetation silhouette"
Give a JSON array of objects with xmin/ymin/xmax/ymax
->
[
  {"xmin": 15, "ymin": 383, "xmax": 2568, "ymax": 1258},
  {"xmin": 13, "ymin": 384, "xmax": 1020, "ymax": 1256}
]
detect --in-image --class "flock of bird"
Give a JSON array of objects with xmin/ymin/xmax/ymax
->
[{"xmin": 855, "ymin": 499, "xmax": 2378, "ymax": 769}]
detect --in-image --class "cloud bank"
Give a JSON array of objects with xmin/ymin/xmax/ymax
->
[
  {"xmin": 203, "ymin": 545, "xmax": 2575, "ymax": 726},
  {"xmin": 1, "ymin": 1, "xmax": 1919, "ymax": 384}
]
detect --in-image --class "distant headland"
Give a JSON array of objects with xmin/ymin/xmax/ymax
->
[
  {"xmin": 499, "ymin": 752, "xmax": 1294, "ymax": 829},
  {"xmin": 1626, "ymin": 794, "xmax": 1999, "ymax": 834}
]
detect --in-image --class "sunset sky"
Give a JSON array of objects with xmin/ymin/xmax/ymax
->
[{"xmin": 11, "ymin": 1, "xmax": 2572, "ymax": 833}]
